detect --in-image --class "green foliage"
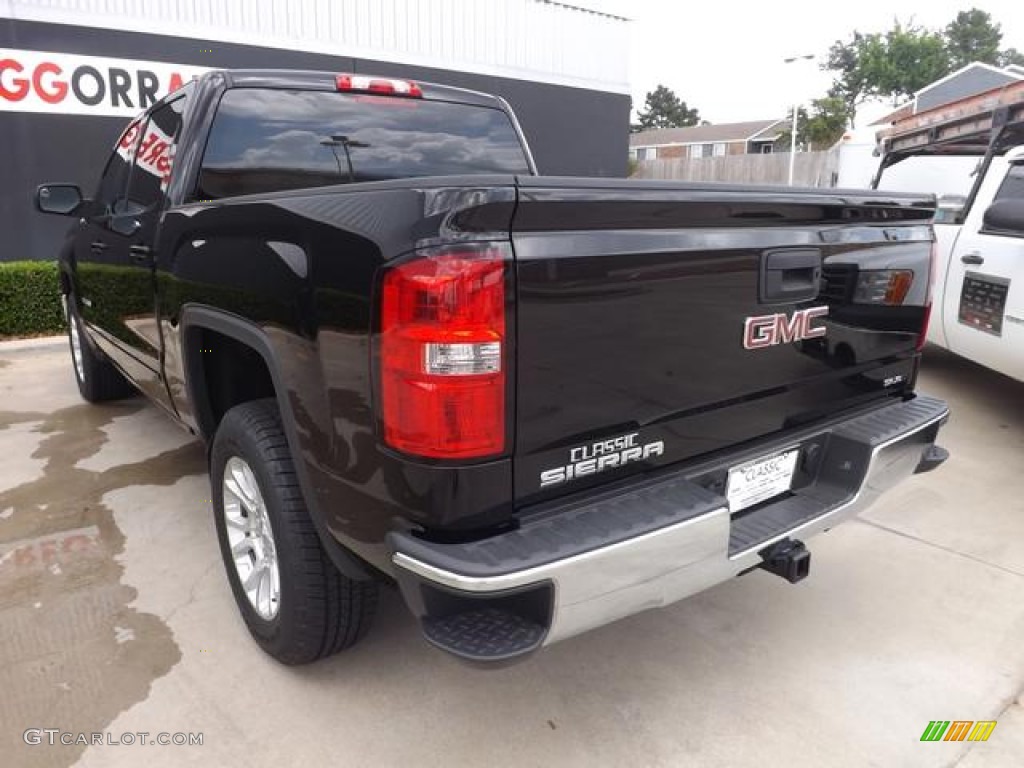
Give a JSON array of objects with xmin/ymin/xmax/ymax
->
[
  {"xmin": 823, "ymin": 8, "xmax": 1022, "ymax": 123},
  {"xmin": 807, "ymin": 97, "xmax": 854, "ymax": 147},
  {"xmin": 826, "ymin": 22, "xmax": 950, "ymax": 121},
  {"xmin": 1000, "ymin": 48, "xmax": 1024, "ymax": 67},
  {"xmin": 825, "ymin": 31, "xmax": 877, "ymax": 125},
  {"xmin": 0, "ymin": 261, "xmax": 65, "ymax": 338},
  {"xmin": 878, "ymin": 22, "xmax": 951, "ymax": 102},
  {"xmin": 945, "ymin": 9, "xmax": 1002, "ymax": 69},
  {"xmin": 779, "ymin": 97, "xmax": 851, "ymax": 150},
  {"xmin": 633, "ymin": 85, "xmax": 701, "ymax": 131}
]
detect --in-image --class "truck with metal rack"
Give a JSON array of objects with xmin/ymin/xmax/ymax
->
[{"xmin": 874, "ymin": 80, "xmax": 1024, "ymax": 381}]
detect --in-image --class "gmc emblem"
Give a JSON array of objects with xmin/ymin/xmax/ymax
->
[{"xmin": 743, "ymin": 307, "xmax": 829, "ymax": 350}]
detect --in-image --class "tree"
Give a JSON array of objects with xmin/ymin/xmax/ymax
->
[
  {"xmin": 825, "ymin": 21, "xmax": 950, "ymax": 116},
  {"xmin": 945, "ymin": 9, "xmax": 1002, "ymax": 69},
  {"xmin": 1000, "ymin": 48, "xmax": 1024, "ymax": 67},
  {"xmin": 823, "ymin": 10, "xmax": 1022, "ymax": 127},
  {"xmin": 878, "ymin": 21, "xmax": 950, "ymax": 102},
  {"xmin": 825, "ymin": 31, "xmax": 890, "ymax": 125},
  {"xmin": 632, "ymin": 85, "xmax": 701, "ymax": 131},
  {"xmin": 803, "ymin": 97, "xmax": 852, "ymax": 148},
  {"xmin": 778, "ymin": 97, "xmax": 852, "ymax": 151}
]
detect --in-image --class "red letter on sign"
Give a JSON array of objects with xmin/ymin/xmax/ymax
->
[
  {"xmin": 143, "ymin": 140, "xmax": 169, "ymax": 164},
  {"xmin": 32, "ymin": 62, "xmax": 68, "ymax": 104},
  {"xmin": 0, "ymin": 58, "xmax": 30, "ymax": 101},
  {"xmin": 119, "ymin": 121, "xmax": 141, "ymax": 150},
  {"xmin": 138, "ymin": 131, "xmax": 159, "ymax": 159},
  {"xmin": 168, "ymin": 72, "xmax": 184, "ymax": 93}
]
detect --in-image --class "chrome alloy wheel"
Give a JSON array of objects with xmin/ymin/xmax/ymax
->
[
  {"xmin": 68, "ymin": 311, "xmax": 85, "ymax": 383},
  {"xmin": 222, "ymin": 457, "xmax": 281, "ymax": 620}
]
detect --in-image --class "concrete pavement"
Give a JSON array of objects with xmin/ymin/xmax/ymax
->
[{"xmin": 1, "ymin": 339, "xmax": 1022, "ymax": 768}]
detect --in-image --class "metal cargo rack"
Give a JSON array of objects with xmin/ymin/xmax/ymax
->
[{"xmin": 871, "ymin": 80, "xmax": 1024, "ymax": 221}]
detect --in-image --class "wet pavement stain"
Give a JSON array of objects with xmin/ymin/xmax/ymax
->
[
  {"xmin": 0, "ymin": 390, "xmax": 205, "ymax": 768},
  {"xmin": 0, "ymin": 410, "xmax": 48, "ymax": 430}
]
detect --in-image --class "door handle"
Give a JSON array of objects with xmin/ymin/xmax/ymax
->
[
  {"xmin": 90, "ymin": 240, "xmax": 109, "ymax": 253},
  {"xmin": 760, "ymin": 248, "xmax": 822, "ymax": 304},
  {"xmin": 960, "ymin": 251, "xmax": 984, "ymax": 265},
  {"xmin": 129, "ymin": 244, "xmax": 153, "ymax": 264}
]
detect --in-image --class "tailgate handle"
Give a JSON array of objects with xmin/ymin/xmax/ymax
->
[{"xmin": 760, "ymin": 248, "xmax": 822, "ymax": 304}]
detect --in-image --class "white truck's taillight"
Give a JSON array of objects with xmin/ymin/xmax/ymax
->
[{"xmin": 380, "ymin": 244, "xmax": 508, "ymax": 459}]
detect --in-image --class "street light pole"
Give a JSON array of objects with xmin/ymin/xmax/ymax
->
[
  {"xmin": 320, "ymin": 140, "xmax": 344, "ymax": 177},
  {"xmin": 320, "ymin": 135, "xmax": 371, "ymax": 183},
  {"xmin": 788, "ymin": 104, "xmax": 799, "ymax": 185},
  {"xmin": 783, "ymin": 54, "xmax": 814, "ymax": 186}
]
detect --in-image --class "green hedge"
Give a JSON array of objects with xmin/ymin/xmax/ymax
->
[{"xmin": 0, "ymin": 261, "xmax": 65, "ymax": 338}]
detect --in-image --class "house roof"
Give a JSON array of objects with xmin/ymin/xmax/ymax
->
[
  {"xmin": 629, "ymin": 119, "xmax": 785, "ymax": 147},
  {"xmin": 915, "ymin": 61, "xmax": 1022, "ymax": 97}
]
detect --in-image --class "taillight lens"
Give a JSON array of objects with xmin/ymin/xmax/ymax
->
[
  {"xmin": 380, "ymin": 245, "xmax": 508, "ymax": 459},
  {"xmin": 336, "ymin": 73, "xmax": 423, "ymax": 98},
  {"xmin": 853, "ymin": 269, "xmax": 914, "ymax": 305}
]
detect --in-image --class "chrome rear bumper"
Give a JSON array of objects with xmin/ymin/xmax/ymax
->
[{"xmin": 391, "ymin": 395, "xmax": 949, "ymax": 661}]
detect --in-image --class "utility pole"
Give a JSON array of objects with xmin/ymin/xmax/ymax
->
[
  {"xmin": 320, "ymin": 135, "xmax": 371, "ymax": 182},
  {"xmin": 783, "ymin": 54, "xmax": 815, "ymax": 186}
]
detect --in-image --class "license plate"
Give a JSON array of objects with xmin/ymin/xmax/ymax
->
[{"xmin": 726, "ymin": 449, "xmax": 799, "ymax": 513}]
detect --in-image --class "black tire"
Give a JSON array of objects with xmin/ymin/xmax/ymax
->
[
  {"xmin": 211, "ymin": 398, "xmax": 378, "ymax": 664},
  {"xmin": 66, "ymin": 296, "xmax": 135, "ymax": 403}
]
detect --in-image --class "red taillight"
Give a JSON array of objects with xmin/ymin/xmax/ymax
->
[
  {"xmin": 336, "ymin": 73, "xmax": 423, "ymax": 98},
  {"xmin": 380, "ymin": 245, "xmax": 507, "ymax": 459}
]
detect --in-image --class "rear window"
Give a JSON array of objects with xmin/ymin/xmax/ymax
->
[{"xmin": 197, "ymin": 88, "xmax": 531, "ymax": 200}]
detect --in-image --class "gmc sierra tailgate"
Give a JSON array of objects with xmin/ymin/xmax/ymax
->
[{"xmin": 510, "ymin": 178, "xmax": 935, "ymax": 503}]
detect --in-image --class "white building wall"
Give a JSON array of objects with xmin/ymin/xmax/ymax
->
[{"xmin": 0, "ymin": 0, "xmax": 630, "ymax": 93}]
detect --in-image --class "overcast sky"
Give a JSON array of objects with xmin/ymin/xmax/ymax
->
[{"xmin": 583, "ymin": 0, "xmax": 1024, "ymax": 127}]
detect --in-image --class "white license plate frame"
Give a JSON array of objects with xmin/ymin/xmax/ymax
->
[{"xmin": 726, "ymin": 448, "xmax": 799, "ymax": 513}]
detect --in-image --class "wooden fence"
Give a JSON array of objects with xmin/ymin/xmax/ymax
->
[{"xmin": 632, "ymin": 150, "xmax": 840, "ymax": 187}]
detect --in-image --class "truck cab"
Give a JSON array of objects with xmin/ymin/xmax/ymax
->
[{"xmin": 934, "ymin": 147, "xmax": 1024, "ymax": 379}]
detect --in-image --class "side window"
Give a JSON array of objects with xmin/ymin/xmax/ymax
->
[
  {"xmin": 93, "ymin": 116, "xmax": 144, "ymax": 214},
  {"xmin": 993, "ymin": 164, "xmax": 1024, "ymax": 202},
  {"xmin": 124, "ymin": 97, "xmax": 186, "ymax": 214}
]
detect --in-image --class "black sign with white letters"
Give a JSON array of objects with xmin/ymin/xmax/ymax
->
[{"xmin": 958, "ymin": 271, "xmax": 1010, "ymax": 336}]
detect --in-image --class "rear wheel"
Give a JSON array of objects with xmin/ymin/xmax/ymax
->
[
  {"xmin": 211, "ymin": 399, "xmax": 378, "ymax": 664},
  {"xmin": 65, "ymin": 295, "xmax": 135, "ymax": 402}
]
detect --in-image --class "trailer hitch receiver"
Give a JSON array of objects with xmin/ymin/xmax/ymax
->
[{"xmin": 759, "ymin": 538, "xmax": 810, "ymax": 584}]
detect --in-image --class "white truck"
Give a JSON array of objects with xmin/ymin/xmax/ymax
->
[{"xmin": 873, "ymin": 81, "xmax": 1024, "ymax": 382}]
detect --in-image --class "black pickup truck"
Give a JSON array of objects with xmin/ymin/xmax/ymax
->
[{"xmin": 35, "ymin": 69, "xmax": 949, "ymax": 665}]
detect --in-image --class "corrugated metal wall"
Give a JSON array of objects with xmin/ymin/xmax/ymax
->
[{"xmin": 2, "ymin": 0, "xmax": 629, "ymax": 93}]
